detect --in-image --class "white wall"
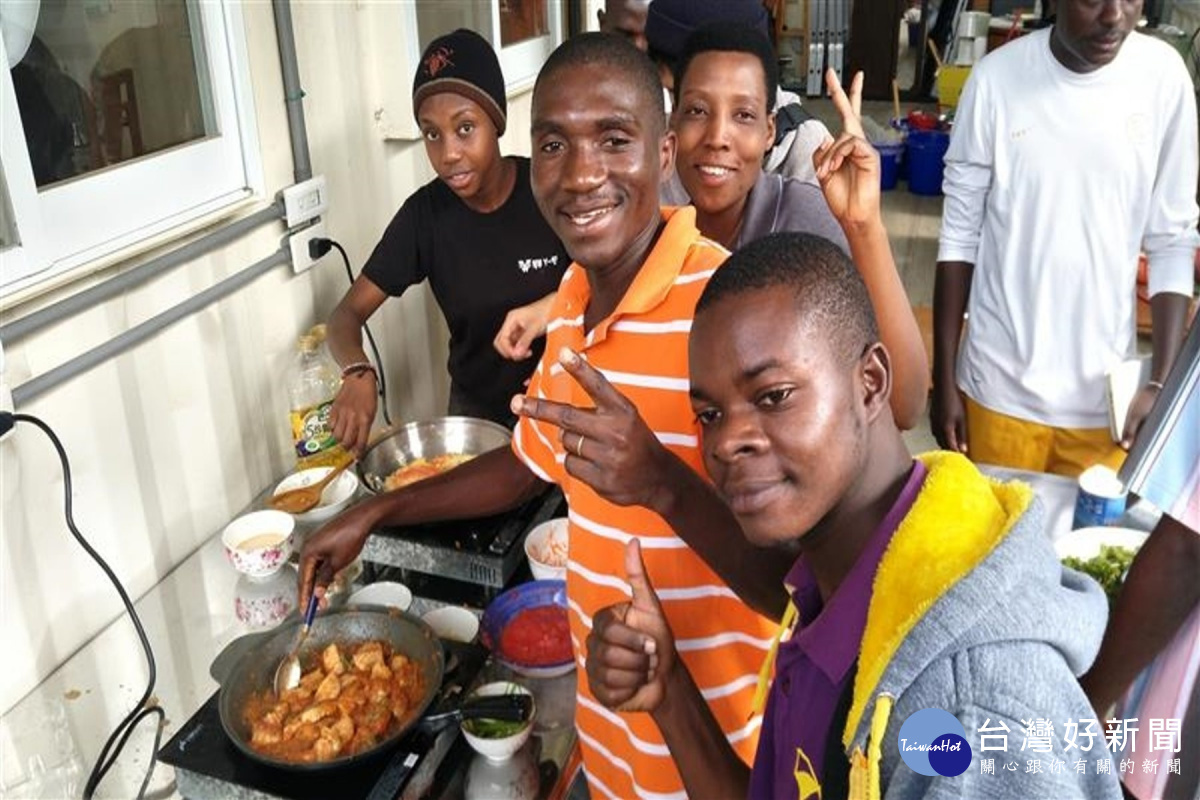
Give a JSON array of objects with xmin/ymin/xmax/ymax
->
[{"xmin": 0, "ymin": 2, "xmax": 537, "ymax": 713}]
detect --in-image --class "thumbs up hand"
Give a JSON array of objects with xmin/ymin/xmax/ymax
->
[{"xmin": 585, "ymin": 539, "xmax": 677, "ymax": 713}]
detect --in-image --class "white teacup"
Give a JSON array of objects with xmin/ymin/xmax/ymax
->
[{"xmin": 222, "ymin": 509, "xmax": 296, "ymax": 579}]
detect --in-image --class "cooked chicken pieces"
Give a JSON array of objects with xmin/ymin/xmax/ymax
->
[{"xmin": 242, "ymin": 639, "xmax": 426, "ymax": 763}]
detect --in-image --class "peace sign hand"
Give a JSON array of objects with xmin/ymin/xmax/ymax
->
[
  {"xmin": 511, "ymin": 347, "xmax": 681, "ymax": 512},
  {"xmin": 813, "ymin": 68, "xmax": 880, "ymax": 230}
]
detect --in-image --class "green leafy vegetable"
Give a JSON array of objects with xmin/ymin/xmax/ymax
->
[
  {"xmin": 463, "ymin": 717, "xmax": 527, "ymax": 739},
  {"xmin": 1062, "ymin": 545, "xmax": 1136, "ymax": 606}
]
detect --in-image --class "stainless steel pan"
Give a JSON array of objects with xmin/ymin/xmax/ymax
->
[
  {"xmin": 212, "ymin": 606, "xmax": 444, "ymax": 772},
  {"xmin": 357, "ymin": 417, "xmax": 512, "ymax": 495}
]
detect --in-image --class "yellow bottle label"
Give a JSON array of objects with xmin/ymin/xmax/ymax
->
[{"xmin": 289, "ymin": 400, "xmax": 346, "ymax": 468}]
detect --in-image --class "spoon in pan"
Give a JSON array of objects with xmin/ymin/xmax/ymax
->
[
  {"xmin": 274, "ymin": 592, "xmax": 319, "ymax": 695},
  {"xmin": 269, "ymin": 455, "xmax": 356, "ymax": 514}
]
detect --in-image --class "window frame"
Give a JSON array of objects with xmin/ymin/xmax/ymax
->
[
  {"xmin": 492, "ymin": 0, "xmax": 563, "ymax": 94},
  {"xmin": 0, "ymin": 0, "xmax": 263, "ymax": 298}
]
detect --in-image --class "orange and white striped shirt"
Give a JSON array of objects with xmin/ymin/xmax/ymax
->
[{"xmin": 512, "ymin": 207, "xmax": 775, "ymax": 800}]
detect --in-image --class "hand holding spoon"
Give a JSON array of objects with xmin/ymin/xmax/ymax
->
[{"xmin": 274, "ymin": 593, "xmax": 319, "ymax": 695}]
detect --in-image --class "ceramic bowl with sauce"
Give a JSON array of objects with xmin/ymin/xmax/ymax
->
[
  {"xmin": 221, "ymin": 509, "xmax": 296, "ymax": 579},
  {"xmin": 272, "ymin": 466, "xmax": 360, "ymax": 526},
  {"xmin": 480, "ymin": 580, "xmax": 574, "ymax": 679}
]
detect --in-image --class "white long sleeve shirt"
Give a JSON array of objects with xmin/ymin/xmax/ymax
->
[{"xmin": 938, "ymin": 28, "xmax": 1198, "ymax": 429}]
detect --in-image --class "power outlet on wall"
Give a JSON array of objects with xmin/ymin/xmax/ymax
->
[
  {"xmin": 281, "ymin": 176, "xmax": 328, "ymax": 228},
  {"xmin": 288, "ymin": 219, "xmax": 327, "ymax": 274}
]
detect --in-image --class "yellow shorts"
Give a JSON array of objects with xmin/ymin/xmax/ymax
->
[{"xmin": 963, "ymin": 395, "xmax": 1125, "ymax": 478}]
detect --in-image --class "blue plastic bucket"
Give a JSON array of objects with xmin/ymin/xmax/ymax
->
[
  {"xmin": 907, "ymin": 130, "xmax": 950, "ymax": 196},
  {"xmin": 876, "ymin": 142, "xmax": 904, "ymax": 190}
]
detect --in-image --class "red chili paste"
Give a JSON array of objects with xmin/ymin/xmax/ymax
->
[{"xmin": 498, "ymin": 606, "xmax": 571, "ymax": 666}]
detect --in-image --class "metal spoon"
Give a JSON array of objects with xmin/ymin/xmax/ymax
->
[
  {"xmin": 269, "ymin": 456, "xmax": 356, "ymax": 514},
  {"xmin": 274, "ymin": 593, "xmax": 319, "ymax": 695}
]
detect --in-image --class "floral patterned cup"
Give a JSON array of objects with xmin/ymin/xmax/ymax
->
[
  {"xmin": 234, "ymin": 566, "xmax": 297, "ymax": 628},
  {"xmin": 221, "ymin": 510, "xmax": 295, "ymax": 579}
]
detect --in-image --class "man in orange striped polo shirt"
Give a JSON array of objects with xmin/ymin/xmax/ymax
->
[
  {"xmin": 505, "ymin": 34, "xmax": 787, "ymax": 799},
  {"xmin": 301, "ymin": 33, "xmax": 794, "ymax": 799}
]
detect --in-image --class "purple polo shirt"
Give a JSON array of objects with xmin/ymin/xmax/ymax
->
[{"xmin": 748, "ymin": 461, "xmax": 927, "ymax": 800}]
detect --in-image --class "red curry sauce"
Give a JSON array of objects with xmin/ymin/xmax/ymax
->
[{"xmin": 498, "ymin": 606, "xmax": 572, "ymax": 666}]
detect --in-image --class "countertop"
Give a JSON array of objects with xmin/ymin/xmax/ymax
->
[
  {"xmin": 0, "ymin": 489, "xmax": 578, "ymax": 800},
  {"xmin": 0, "ymin": 463, "xmax": 1157, "ymax": 798}
]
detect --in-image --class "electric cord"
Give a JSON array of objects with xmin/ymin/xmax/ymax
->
[
  {"xmin": 0, "ymin": 412, "xmax": 164, "ymax": 800},
  {"xmin": 309, "ymin": 237, "xmax": 393, "ymax": 427}
]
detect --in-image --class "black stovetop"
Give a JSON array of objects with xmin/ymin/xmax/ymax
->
[
  {"xmin": 360, "ymin": 487, "xmax": 565, "ymax": 590},
  {"xmin": 158, "ymin": 641, "xmax": 487, "ymax": 800}
]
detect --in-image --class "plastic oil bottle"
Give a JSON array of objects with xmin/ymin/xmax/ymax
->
[{"xmin": 288, "ymin": 330, "xmax": 348, "ymax": 469}]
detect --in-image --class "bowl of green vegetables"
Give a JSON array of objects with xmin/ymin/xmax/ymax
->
[
  {"xmin": 1056, "ymin": 526, "xmax": 1148, "ymax": 607},
  {"xmin": 461, "ymin": 681, "xmax": 536, "ymax": 762}
]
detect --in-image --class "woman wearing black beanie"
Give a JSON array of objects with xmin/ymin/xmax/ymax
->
[{"xmin": 326, "ymin": 29, "xmax": 568, "ymax": 445}]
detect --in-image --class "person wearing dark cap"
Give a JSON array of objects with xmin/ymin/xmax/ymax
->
[
  {"xmin": 325, "ymin": 28, "xmax": 567, "ymax": 446},
  {"xmin": 646, "ymin": 0, "xmax": 830, "ymax": 190},
  {"xmin": 597, "ymin": 0, "xmax": 650, "ymax": 52}
]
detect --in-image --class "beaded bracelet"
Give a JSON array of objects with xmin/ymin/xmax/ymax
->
[{"xmin": 340, "ymin": 361, "xmax": 377, "ymax": 381}]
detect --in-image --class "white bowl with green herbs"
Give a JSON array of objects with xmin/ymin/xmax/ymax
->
[
  {"xmin": 460, "ymin": 681, "xmax": 535, "ymax": 762},
  {"xmin": 1056, "ymin": 526, "xmax": 1148, "ymax": 607}
]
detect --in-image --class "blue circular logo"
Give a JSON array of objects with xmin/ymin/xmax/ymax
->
[{"xmin": 896, "ymin": 708, "xmax": 972, "ymax": 777}]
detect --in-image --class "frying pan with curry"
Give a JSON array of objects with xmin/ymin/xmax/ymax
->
[{"xmin": 212, "ymin": 606, "xmax": 445, "ymax": 772}]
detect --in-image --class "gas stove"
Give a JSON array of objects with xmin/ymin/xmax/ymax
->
[
  {"xmin": 360, "ymin": 487, "xmax": 564, "ymax": 594},
  {"xmin": 158, "ymin": 641, "xmax": 488, "ymax": 800}
]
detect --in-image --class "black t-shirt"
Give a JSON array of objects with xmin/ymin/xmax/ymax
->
[{"xmin": 363, "ymin": 157, "xmax": 568, "ymax": 424}]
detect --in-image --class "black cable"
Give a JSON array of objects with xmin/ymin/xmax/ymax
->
[
  {"xmin": 3, "ymin": 412, "xmax": 163, "ymax": 799},
  {"xmin": 312, "ymin": 237, "xmax": 393, "ymax": 427}
]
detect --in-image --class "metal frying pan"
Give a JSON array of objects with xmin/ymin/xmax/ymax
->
[
  {"xmin": 356, "ymin": 417, "xmax": 512, "ymax": 494},
  {"xmin": 213, "ymin": 606, "xmax": 445, "ymax": 772}
]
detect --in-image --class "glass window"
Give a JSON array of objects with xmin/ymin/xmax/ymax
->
[
  {"xmin": 499, "ymin": 0, "xmax": 549, "ymax": 48},
  {"xmin": 0, "ymin": 0, "xmax": 259, "ymax": 296},
  {"xmin": 11, "ymin": 0, "xmax": 215, "ymax": 189}
]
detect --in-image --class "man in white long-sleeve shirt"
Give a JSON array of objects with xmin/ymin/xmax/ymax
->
[{"xmin": 931, "ymin": 0, "xmax": 1198, "ymax": 477}]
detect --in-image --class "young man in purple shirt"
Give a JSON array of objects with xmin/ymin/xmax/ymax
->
[
  {"xmin": 756, "ymin": 458, "xmax": 926, "ymax": 796},
  {"xmin": 585, "ymin": 229, "xmax": 1120, "ymax": 799},
  {"xmin": 581, "ymin": 83, "xmax": 1121, "ymax": 797}
]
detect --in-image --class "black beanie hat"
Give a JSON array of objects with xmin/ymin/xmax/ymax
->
[{"xmin": 412, "ymin": 29, "xmax": 507, "ymax": 136}]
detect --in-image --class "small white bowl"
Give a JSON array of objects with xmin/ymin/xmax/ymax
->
[
  {"xmin": 222, "ymin": 510, "xmax": 296, "ymax": 579},
  {"xmin": 348, "ymin": 581, "xmax": 413, "ymax": 612},
  {"xmin": 461, "ymin": 682, "xmax": 535, "ymax": 762},
  {"xmin": 272, "ymin": 467, "xmax": 360, "ymax": 525},
  {"xmin": 422, "ymin": 606, "xmax": 480, "ymax": 643},
  {"xmin": 523, "ymin": 517, "xmax": 568, "ymax": 581}
]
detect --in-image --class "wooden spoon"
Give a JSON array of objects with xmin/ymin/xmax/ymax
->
[{"xmin": 270, "ymin": 455, "xmax": 356, "ymax": 514}]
